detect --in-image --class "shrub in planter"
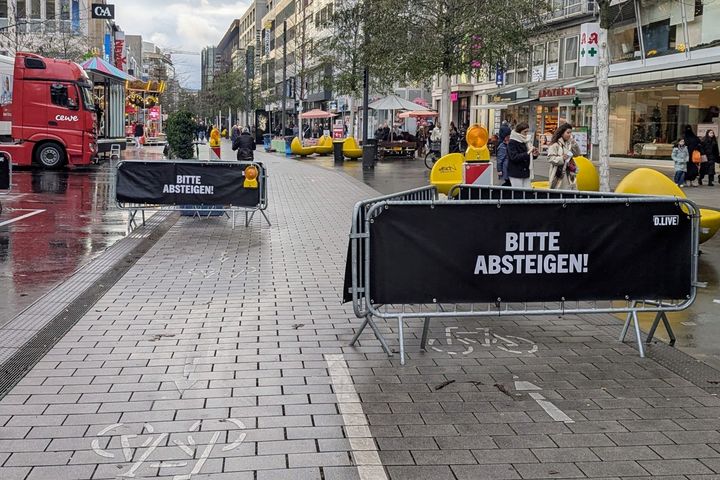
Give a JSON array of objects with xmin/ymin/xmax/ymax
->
[{"xmin": 166, "ymin": 110, "xmax": 196, "ymax": 159}]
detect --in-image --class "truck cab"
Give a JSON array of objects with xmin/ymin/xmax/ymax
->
[{"xmin": 7, "ymin": 53, "xmax": 97, "ymax": 168}]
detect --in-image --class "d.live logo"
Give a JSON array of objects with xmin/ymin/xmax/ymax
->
[{"xmin": 653, "ymin": 215, "xmax": 679, "ymax": 226}]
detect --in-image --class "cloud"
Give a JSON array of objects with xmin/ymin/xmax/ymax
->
[{"xmin": 114, "ymin": 0, "xmax": 251, "ymax": 89}]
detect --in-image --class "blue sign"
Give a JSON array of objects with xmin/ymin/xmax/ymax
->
[
  {"xmin": 104, "ymin": 34, "xmax": 112, "ymax": 62},
  {"xmin": 71, "ymin": 0, "xmax": 80, "ymax": 32},
  {"xmin": 495, "ymin": 64, "xmax": 504, "ymax": 86}
]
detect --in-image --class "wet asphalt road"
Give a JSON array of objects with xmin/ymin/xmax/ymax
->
[{"xmin": 0, "ymin": 145, "xmax": 718, "ymax": 367}]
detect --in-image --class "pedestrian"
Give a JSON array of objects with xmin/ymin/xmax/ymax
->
[
  {"xmin": 496, "ymin": 128, "xmax": 511, "ymax": 187},
  {"xmin": 547, "ymin": 123, "xmax": 578, "ymax": 190},
  {"xmin": 506, "ymin": 123, "xmax": 538, "ymax": 188},
  {"xmin": 232, "ymin": 127, "xmax": 256, "ymax": 161},
  {"xmin": 209, "ymin": 125, "xmax": 221, "ymax": 160},
  {"xmin": 684, "ymin": 125, "xmax": 701, "ymax": 187},
  {"xmin": 672, "ymin": 139, "xmax": 688, "ymax": 187},
  {"xmin": 230, "ymin": 124, "xmax": 241, "ymax": 144},
  {"xmin": 415, "ymin": 125, "xmax": 426, "ymax": 158},
  {"xmin": 206, "ymin": 123, "xmax": 213, "ymax": 141},
  {"xmin": 700, "ymin": 129, "xmax": 718, "ymax": 186},
  {"xmin": 133, "ymin": 121, "xmax": 144, "ymax": 149}
]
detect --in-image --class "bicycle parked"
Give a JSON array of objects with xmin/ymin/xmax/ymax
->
[{"xmin": 424, "ymin": 133, "xmax": 464, "ymax": 169}]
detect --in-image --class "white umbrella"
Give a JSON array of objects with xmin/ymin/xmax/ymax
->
[
  {"xmin": 368, "ymin": 94, "xmax": 429, "ymax": 111},
  {"xmin": 368, "ymin": 95, "xmax": 428, "ymax": 141}
]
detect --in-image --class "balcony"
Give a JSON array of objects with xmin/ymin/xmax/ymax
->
[{"xmin": 544, "ymin": 0, "xmax": 596, "ymax": 24}]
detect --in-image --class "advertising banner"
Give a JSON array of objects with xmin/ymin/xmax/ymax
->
[
  {"xmin": 366, "ymin": 202, "xmax": 692, "ymax": 304},
  {"xmin": 116, "ymin": 161, "xmax": 261, "ymax": 207}
]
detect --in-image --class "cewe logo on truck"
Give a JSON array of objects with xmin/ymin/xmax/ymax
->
[{"xmin": 55, "ymin": 114, "xmax": 79, "ymax": 122}]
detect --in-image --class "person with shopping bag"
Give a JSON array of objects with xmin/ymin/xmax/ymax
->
[{"xmin": 547, "ymin": 123, "xmax": 578, "ymax": 190}]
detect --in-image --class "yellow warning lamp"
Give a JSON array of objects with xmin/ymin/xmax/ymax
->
[
  {"xmin": 243, "ymin": 165, "xmax": 259, "ymax": 189},
  {"xmin": 465, "ymin": 124, "xmax": 490, "ymax": 162}
]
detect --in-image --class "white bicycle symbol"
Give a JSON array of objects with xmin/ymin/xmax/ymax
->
[{"xmin": 427, "ymin": 326, "xmax": 538, "ymax": 355}]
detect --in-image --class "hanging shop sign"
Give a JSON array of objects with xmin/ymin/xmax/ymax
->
[
  {"xmin": 579, "ymin": 23, "xmax": 600, "ymax": 67},
  {"xmin": 91, "ymin": 3, "xmax": 115, "ymax": 19},
  {"xmin": 114, "ymin": 31, "xmax": 126, "ymax": 70},
  {"xmin": 676, "ymin": 83, "xmax": 703, "ymax": 92},
  {"xmin": 539, "ymin": 87, "xmax": 576, "ymax": 98}
]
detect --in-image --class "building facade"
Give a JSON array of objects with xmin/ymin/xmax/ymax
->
[
  {"xmin": 201, "ymin": 46, "xmax": 219, "ymax": 91},
  {"xmin": 608, "ymin": 0, "xmax": 720, "ymax": 158}
]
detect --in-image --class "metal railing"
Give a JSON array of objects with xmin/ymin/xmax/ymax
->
[{"xmin": 347, "ymin": 185, "xmax": 700, "ymax": 365}]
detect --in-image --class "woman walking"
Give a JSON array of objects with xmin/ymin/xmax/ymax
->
[
  {"xmin": 547, "ymin": 123, "xmax": 578, "ymax": 190},
  {"xmin": 672, "ymin": 139, "xmax": 688, "ymax": 187},
  {"xmin": 700, "ymin": 129, "xmax": 718, "ymax": 186},
  {"xmin": 507, "ymin": 123, "xmax": 538, "ymax": 188},
  {"xmin": 684, "ymin": 125, "xmax": 701, "ymax": 187}
]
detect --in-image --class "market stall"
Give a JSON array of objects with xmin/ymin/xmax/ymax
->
[{"xmin": 80, "ymin": 56, "xmax": 133, "ymax": 155}]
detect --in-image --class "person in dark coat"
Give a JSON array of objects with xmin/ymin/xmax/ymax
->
[
  {"xmin": 496, "ymin": 129, "xmax": 511, "ymax": 186},
  {"xmin": 700, "ymin": 129, "xmax": 718, "ymax": 186},
  {"xmin": 232, "ymin": 127, "xmax": 256, "ymax": 160},
  {"xmin": 684, "ymin": 125, "xmax": 701, "ymax": 187},
  {"xmin": 506, "ymin": 122, "xmax": 538, "ymax": 188}
]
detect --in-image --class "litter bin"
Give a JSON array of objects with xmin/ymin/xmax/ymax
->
[
  {"xmin": 362, "ymin": 138, "xmax": 378, "ymax": 170},
  {"xmin": 284, "ymin": 136, "xmax": 294, "ymax": 156},
  {"xmin": 263, "ymin": 133, "xmax": 272, "ymax": 152},
  {"xmin": 333, "ymin": 140, "xmax": 344, "ymax": 163}
]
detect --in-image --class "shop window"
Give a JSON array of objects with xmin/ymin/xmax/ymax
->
[
  {"xmin": 562, "ymin": 36, "xmax": 578, "ymax": 78},
  {"xmin": 611, "ymin": 23, "xmax": 640, "ymax": 62},
  {"xmin": 642, "ymin": 19, "xmax": 676, "ymax": 56}
]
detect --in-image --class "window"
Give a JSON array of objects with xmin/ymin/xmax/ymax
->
[
  {"xmin": 30, "ymin": 0, "xmax": 40, "ymax": 18},
  {"xmin": 546, "ymin": 40, "xmax": 560, "ymax": 80},
  {"xmin": 59, "ymin": 0, "xmax": 68, "ymax": 20},
  {"xmin": 17, "ymin": 0, "xmax": 26, "ymax": 18},
  {"xmin": 516, "ymin": 51, "xmax": 529, "ymax": 83},
  {"xmin": 562, "ymin": 36, "xmax": 578, "ymax": 78},
  {"xmin": 531, "ymin": 44, "xmax": 545, "ymax": 81},
  {"xmin": 46, "ymin": 0, "xmax": 55, "ymax": 19},
  {"xmin": 50, "ymin": 83, "xmax": 77, "ymax": 108},
  {"xmin": 0, "ymin": 0, "xmax": 7, "ymax": 18}
]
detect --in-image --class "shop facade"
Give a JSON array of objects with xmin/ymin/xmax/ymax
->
[{"xmin": 609, "ymin": 52, "xmax": 720, "ymax": 158}]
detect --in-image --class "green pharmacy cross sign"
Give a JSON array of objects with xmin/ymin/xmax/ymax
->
[{"xmin": 580, "ymin": 47, "xmax": 598, "ymax": 58}]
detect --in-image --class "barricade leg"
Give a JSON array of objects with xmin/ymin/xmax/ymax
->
[
  {"xmin": 398, "ymin": 316, "xmax": 406, "ymax": 365},
  {"xmin": 646, "ymin": 311, "xmax": 676, "ymax": 346},
  {"xmin": 350, "ymin": 314, "xmax": 392, "ymax": 356},
  {"xmin": 259, "ymin": 209, "xmax": 271, "ymax": 226},
  {"xmin": 420, "ymin": 317, "xmax": 431, "ymax": 351},
  {"xmin": 245, "ymin": 211, "xmax": 249, "ymax": 227},
  {"xmin": 619, "ymin": 301, "xmax": 645, "ymax": 357}
]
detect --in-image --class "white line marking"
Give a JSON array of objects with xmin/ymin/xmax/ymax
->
[
  {"xmin": 325, "ymin": 354, "xmax": 388, "ymax": 480},
  {"xmin": 713, "ymin": 299, "xmax": 720, "ymax": 305},
  {"xmin": 529, "ymin": 392, "xmax": 575, "ymax": 423},
  {"xmin": 0, "ymin": 209, "xmax": 45, "ymax": 227},
  {"xmin": 515, "ymin": 380, "xmax": 574, "ymax": 423}
]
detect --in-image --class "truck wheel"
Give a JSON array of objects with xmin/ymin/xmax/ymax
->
[{"xmin": 35, "ymin": 143, "xmax": 66, "ymax": 169}]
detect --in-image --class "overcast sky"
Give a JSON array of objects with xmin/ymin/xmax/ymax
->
[{"xmin": 114, "ymin": 0, "xmax": 251, "ymax": 90}]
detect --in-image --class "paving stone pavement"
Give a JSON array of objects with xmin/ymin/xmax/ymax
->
[{"xmin": 1, "ymin": 150, "xmax": 720, "ymax": 480}]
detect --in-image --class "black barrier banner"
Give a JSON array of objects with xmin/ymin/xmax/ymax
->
[
  {"xmin": 365, "ymin": 202, "xmax": 692, "ymax": 304},
  {"xmin": 116, "ymin": 161, "xmax": 261, "ymax": 207},
  {"xmin": 0, "ymin": 152, "xmax": 9, "ymax": 190}
]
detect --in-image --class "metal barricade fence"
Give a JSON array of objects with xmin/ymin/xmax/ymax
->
[
  {"xmin": 116, "ymin": 160, "xmax": 270, "ymax": 231},
  {"xmin": 347, "ymin": 185, "xmax": 700, "ymax": 365}
]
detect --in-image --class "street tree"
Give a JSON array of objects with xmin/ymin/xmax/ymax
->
[
  {"xmin": 321, "ymin": 0, "xmax": 396, "ymax": 138},
  {"xmin": 365, "ymin": 0, "xmax": 549, "ymax": 155}
]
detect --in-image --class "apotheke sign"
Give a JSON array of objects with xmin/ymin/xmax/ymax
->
[
  {"xmin": 91, "ymin": 4, "xmax": 115, "ymax": 19},
  {"xmin": 539, "ymin": 87, "xmax": 576, "ymax": 98}
]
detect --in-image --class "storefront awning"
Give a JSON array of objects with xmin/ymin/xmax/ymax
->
[
  {"xmin": 472, "ymin": 98, "xmax": 534, "ymax": 110},
  {"xmin": 81, "ymin": 57, "xmax": 135, "ymax": 82}
]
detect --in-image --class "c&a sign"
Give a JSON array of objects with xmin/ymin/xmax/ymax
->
[{"xmin": 91, "ymin": 3, "xmax": 115, "ymax": 19}]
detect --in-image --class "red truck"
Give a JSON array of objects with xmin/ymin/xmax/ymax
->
[{"xmin": 0, "ymin": 52, "xmax": 97, "ymax": 168}]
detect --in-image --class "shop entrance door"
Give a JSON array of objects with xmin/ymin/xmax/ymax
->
[{"xmin": 535, "ymin": 105, "xmax": 559, "ymax": 148}]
